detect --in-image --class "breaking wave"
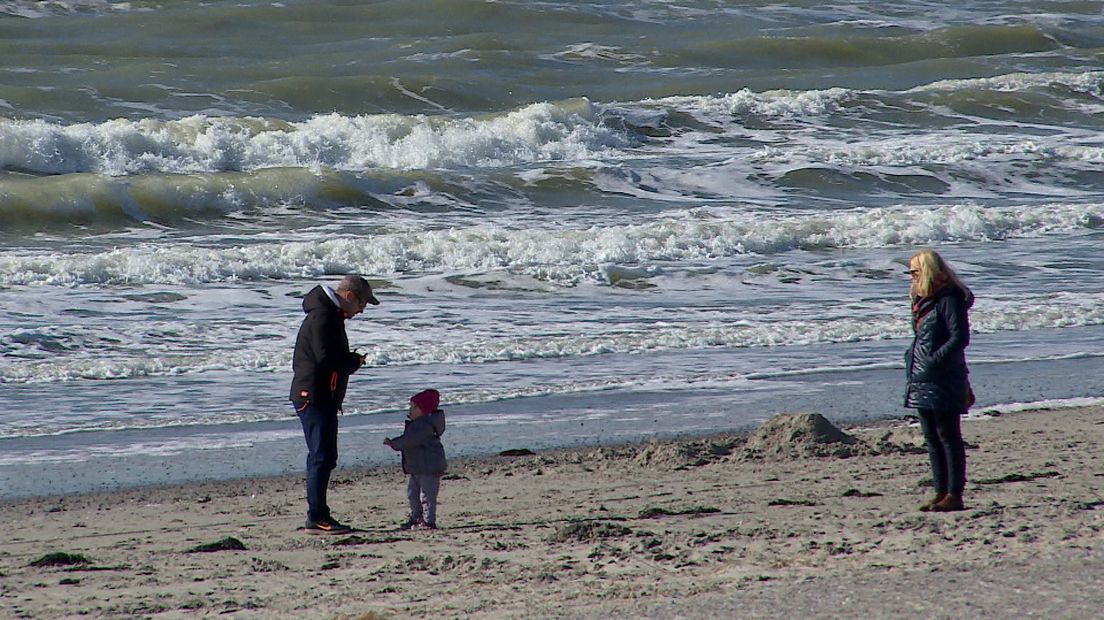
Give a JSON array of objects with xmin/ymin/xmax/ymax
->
[{"xmin": 1, "ymin": 201, "xmax": 1101, "ymax": 286}]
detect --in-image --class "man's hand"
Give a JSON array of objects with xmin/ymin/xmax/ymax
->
[{"xmin": 383, "ymin": 437, "xmax": 393, "ymax": 447}]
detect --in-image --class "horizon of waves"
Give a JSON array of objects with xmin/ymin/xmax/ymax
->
[
  {"xmin": 2, "ymin": 70, "xmax": 1101, "ymax": 228},
  {"xmin": 0, "ymin": 201, "xmax": 1100, "ymax": 286}
]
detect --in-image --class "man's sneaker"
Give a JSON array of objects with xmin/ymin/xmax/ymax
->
[
  {"xmin": 304, "ymin": 518, "xmax": 352, "ymax": 535},
  {"xmin": 411, "ymin": 521, "xmax": 437, "ymax": 530},
  {"xmin": 399, "ymin": 517, "xmax": 424, "ymax": 530}
]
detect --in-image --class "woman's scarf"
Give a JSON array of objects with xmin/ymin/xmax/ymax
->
[{"xmin": 912, "ymin": 272, "xmax": 950, "ymax": 331}]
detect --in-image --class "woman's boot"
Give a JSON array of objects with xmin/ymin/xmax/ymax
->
[
  {"xmin": 919, "ymin": 492, "xmax": 947, "ymax": 512},
  {"xmin": 930, "ymin": 493, "xmax": 964, "ymax": 512}
]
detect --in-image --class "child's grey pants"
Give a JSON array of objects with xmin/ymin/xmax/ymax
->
[{"xmin": 407, "ymin": 474, "xmax": 440, "ymax": 525}]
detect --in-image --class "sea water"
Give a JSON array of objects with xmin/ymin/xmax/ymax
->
[{"xmin": 2, "ymin": 0, "xmax": 1104, "ymax": 498}]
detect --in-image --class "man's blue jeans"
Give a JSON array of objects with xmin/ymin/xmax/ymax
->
[{"xmin": 296, "ymin": 402, "xmax": 339, "ymax": 523}]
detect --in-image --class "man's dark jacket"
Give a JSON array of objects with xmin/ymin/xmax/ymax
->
[
  {"xmin": 905, "ymin": 285, "xmax": 973, "ymax": 412},
  {"xmin": 290, "ymin": 286, "xmax": 362, "ymax": 411}
]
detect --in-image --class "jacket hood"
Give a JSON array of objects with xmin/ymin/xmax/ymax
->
[
  {"xmin": 403, "ymin": 410, "xmax": 446, "ymax": 436},
  {"xmin": 937, "ymin": 283, "xmax": 974, "ymax": 310},
  {"xmin": 429, "ymin": 409, "xmax": 446, "ymax": 435},
  {"xmin": 302, "ymin": 285, "xmax": 338, "ymax": 314}
]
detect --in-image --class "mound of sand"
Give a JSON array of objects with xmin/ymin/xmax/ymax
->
[
  {"xmin": 866, "ymin": 425, "xmax": 928, "ymax": 455},
  {"xmin": 634, "ymin": 436, "xmax": 742, "ymax": 469},
  {"xmin": 742, "ymin": 412, "xmax": 869, "ymax": 460}
]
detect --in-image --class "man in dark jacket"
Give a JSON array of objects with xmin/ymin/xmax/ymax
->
[{"xmin": 290, "ymin": 274, "xmax": 379, "ymax": 534}]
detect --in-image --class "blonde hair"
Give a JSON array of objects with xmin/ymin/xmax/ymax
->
[{"xmin": 909, "ymin": 249, "xmax": 970, "ymax": 300}]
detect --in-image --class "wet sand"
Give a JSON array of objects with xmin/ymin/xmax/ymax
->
[{"xmin": 2, "ymin": 406, "xmax": 1102, "ymax": 619}]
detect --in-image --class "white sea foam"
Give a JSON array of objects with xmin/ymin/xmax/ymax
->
[
  {"xmin": 5, "ymin": 289, "xmax": 1104, "ymax": 388},
  {"xmin": 0, "ymin": 0, "xmax": 144, "ymax": 18},
  {"xmin": 754, "ymin": 136, "xmax": 1084, "ymax": 168},
  {"xmin": 0, "ymin": 100, "xmax": 624, "ymax": 176},
  {"xmin": 2, "ymin": 74, "xmax": 1097, "ymax": 226},
  {"xmin": 0, "ymin": 347, "xmax": 284, "ymax": 384},
  {"xmin": 0, "ymin": 362, "xmax": 764, "ymax": 437},
  {"xmin": 2, "ymin": 201, "xmax": 1100, "ymax": 286},
  {"xmin": 0, "ymin": 429, "xmax": 298, "ymax": 464},
  {"xmin": 646, "ymin": 87, "xmax": 854, "ymax": 119},
  {"xmin": 643, "ymin": 70, "xmax": 1103, "ymax": 126},
  {"xmin": 968, "ymin": 396, "xmax": 1104, "ymax": 419},
  {"xmin": 0, "ymin": 88, "xmax": 873, "ymax": 195},
  {"xmin": 913, "ymin": 70, "xmax": 1104, "ymax": 96}
]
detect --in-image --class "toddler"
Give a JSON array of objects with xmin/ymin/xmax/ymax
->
[{"xmin": 384, "ymin": 389, "xmax": 447, "ymax": 529}]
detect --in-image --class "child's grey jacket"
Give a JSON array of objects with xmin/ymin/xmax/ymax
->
[{"xmin": 387, "ymin": 410, "xmax": 447, "ymax": 475}]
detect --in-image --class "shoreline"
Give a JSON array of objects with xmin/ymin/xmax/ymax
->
[
  {"xmin": 7, "ymin": 351, "xmax": 1104, "ymax": 501},
  {"xmin": 3, "ymin": 406, "xmax": 1102, "ymax": 618},
  {"xmin": 1, "ymin": 410, "xmax": 922, "ymax": 506}
]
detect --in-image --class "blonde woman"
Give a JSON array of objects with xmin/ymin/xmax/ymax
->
[{"xmin": 905, "ymin": 250, "xmax": 974, "ymax": 512}]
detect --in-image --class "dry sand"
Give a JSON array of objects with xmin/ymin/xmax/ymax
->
[{"xmin": 2, "ymin": 407, "xmax": 1102, "ymax": 619}]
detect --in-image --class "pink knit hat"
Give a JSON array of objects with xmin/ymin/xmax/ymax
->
[{"xmin": 410, "ymin": 389, "xmax": 440, "ymax": 414}]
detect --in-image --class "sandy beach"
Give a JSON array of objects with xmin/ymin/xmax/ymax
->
[{"xmin": 2, "ymin": 406, "xmax": 1102, "ymax": 619}]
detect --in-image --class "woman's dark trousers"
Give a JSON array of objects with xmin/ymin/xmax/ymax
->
[{"xmin": 917, "ymin": 408, "xmax": 966, "ymax": 495}]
